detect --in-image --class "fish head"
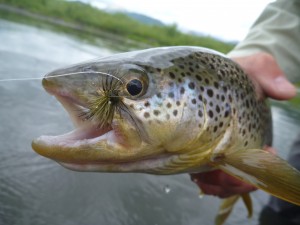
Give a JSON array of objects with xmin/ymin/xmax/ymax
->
[{"xmin": 32, "ymin": 47, "xmax": 224, "ymax": 174}]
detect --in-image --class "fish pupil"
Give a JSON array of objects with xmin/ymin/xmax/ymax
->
[{"xmin": 126, "ymin": 79, "xmax": 143, "ymax": 96}]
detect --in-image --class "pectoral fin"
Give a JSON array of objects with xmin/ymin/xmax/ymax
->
[{"xmin": 215, "ymin": 149, "xmax": 300, "ymax": 206}]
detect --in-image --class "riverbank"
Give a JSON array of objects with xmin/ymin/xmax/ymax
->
[
  {"xmin": 0, "ymin": 3, "xmax": 151, "ymax": 50},
  {"xmin": 0, "ymin": 0, "xmax": 234, "ymax": 53}
]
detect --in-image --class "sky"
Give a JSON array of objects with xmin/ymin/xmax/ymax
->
[{"xmin": 83, "ymin": 0, "xmax": 274, "ymax": 41}]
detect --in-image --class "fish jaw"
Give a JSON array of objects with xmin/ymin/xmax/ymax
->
[
  {"xmin": 32, "ymin": 84, "xmax": 211, "ymax": 174},
  {"xmin": 31, "ymin": 121, "xmax": 204, "ymax": 174},
  {"xmin": 33, "ymin": 76, "xmax": 190, "ymax": 173},
  {"xmin": 31, "ymin": 90, "xmax": 162, "ymax": 172}
]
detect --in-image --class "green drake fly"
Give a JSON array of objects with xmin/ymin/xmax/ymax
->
[{"xmin": 32, "ymin": 46, "xmax": 300, "ymax": 225}]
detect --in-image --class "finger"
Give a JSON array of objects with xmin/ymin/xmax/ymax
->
[
  {"xmin": 263, "ymin": 145, "xmax": 277, "ymax": 154},
  {"xmin": 190, "ymin": 171, "xmax": 257, "ymax": 198},
  {"xmin": 255, "ymin": 72, "xmax": 296, "ymax": 100},
  {"xmin": 196, "ymin": 182, "xmax": 223, "ymax": 196},
  {"xmin": 195, "ymin": 180, "xmax": 256, "ymax": 198},
  {"xmin": 232, "ymin": 53, "xmax": 296, "ymax": 100},
  {"xmin": 191, "ymin": 170, "xmax": 248, "ymax": 187}
]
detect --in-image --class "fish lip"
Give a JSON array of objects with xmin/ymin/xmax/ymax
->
[
  {"xmin": 32, "ymin": 125, "xmax": 113, "ymax": 152},
  {"xmin": 33, "ymin": 81, "xmax": 116, "ymax": 159},
  {"xmin": 43, "ymin": 78, "xmax": 88, "ymax": 108}
]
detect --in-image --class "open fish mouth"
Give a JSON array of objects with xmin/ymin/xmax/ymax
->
[
  {"xmin": 31, "ymin": 95, "xmax": 175, "ymax": 172},
  {"xmin": 31, "ymin": 79, "xmax": 176, "ymax": 172},
  {"xmin": 31, "ymin": 87, "xmax": 118, "ymax": 163}
]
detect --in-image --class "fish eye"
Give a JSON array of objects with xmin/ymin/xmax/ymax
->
[{"xmin": 126, "ymin": 79, "xmax": 143, "ymax": 96}]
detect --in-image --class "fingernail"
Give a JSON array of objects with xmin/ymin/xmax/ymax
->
[{"xmin": 274, "ymin": 76, "xmax": 296, "ymax": 96}]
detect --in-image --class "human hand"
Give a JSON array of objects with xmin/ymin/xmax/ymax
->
[
  {"xmin": 190, "ymin": 170, "xmax": 256, "ymax": 198},
  {"xmin": 190, "ymin": 52, "xmax": 296, "ymax": 198},
  {"xmin": 232, "ymin": 52, "xmax": 296, "ymax": 100}
]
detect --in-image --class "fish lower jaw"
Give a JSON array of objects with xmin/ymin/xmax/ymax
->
[{"xmin": 32, "ymin": 124, "xmax": 115, "ymax": 158}]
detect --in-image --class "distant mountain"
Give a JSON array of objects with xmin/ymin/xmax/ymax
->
[{"xmin": 123, "ymin": 12, "xmax": 165, "ymax": 26}]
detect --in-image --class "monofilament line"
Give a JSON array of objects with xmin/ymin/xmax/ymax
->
[{"xmin": 0, "ymin": 71, "xmax": 123, "ymax": 83}]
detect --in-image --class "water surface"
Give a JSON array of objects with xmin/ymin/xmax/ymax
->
[{"xmin": 0, "ymin": 18, "xmax": 299, "ymax": 225}]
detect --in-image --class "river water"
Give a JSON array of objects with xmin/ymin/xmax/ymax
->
[{"xmin": 0, "ymin": 18, "xmax": 299, "ymax": 225}]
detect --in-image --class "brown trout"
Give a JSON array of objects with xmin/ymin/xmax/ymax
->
[{"xmin": 32, "ymin": 46, "xmax": 300, "ymax": 225}]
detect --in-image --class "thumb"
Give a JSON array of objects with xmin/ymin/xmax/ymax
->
[{"xmin": 232, "ymin": 53, "xmax": 296, "ymax": 100}]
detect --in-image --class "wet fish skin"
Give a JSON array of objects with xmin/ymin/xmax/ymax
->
[{"xmin": 32, "ymin": 46, "xmax": 300, "ymax": 225}]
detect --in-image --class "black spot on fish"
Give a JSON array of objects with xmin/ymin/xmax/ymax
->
[
  {"xmin": 191, "ymin": 99, "xmax": 196, "ymax": 104},
  {"xmin": 166, "ymin": 102, "xmax": 172, "ymax": 108},
  {"xmin": 208, "ymin": 110, "xmax": 214, "ymax": 118},
  {"xmin": 214, "ymin": 82, "xmax": 219, "ymax": 89},
  {"xmin": 213, "ymin": 126, "xmax": 218, "ymax": 133},
  {"xmin": 196, "ymin": 75, "xmax": 202, "ymax": 81},
  {"xmin": 144, "ymin": 102, "xmax": 150, "ymax": 107},
  {"xmin": 156, "ymin": 93, "xmax": 162, "ymax": 98},
  {"xmin": 154, "ymin": 110, "xmax": 160, "ymax": 116},
  {"xmin": 168, "ymin": 82, "xmax": 174, "ymax": 87},
  {"xmin": 224, "ymin": 109, "xmax": 230, "ymax": 118},
  {"xmin": 198, "ymin": 110, "xmax": 203, "ymax": 118},
  {"xmin": 168, "ymin": 92, "xmax": 174, "ymax": 98},
  {"xmin": 200, "ymin": 59, "xmax": 207, "ymax": 65},
  {"xmin": 180, "ymin": 87, "xmax": 185, "ymax": 94},
  {"xmin": 242, "ymin": 129, "xmax": 246, "ymax": 136},
  {"xmin": 144, "ymin": 112, "xmax": 150, "ymax": 118},
  {"xmin": 246, "ymin": 99, "xmax": 250, "ymax": 108},
  {"xmin": 221, "ymin": 95, "xmax": 225, "ymax": 101},
  {"xmin": 216, "ymin": 105, "xmax": 220, "ymax": 113},
  {"xmin": 220, "ymin": 70, "xmax": 226, "ymax": 76},
  {"xmin": 228, "ymin": 94, "xmax": 233, "ymax": 103},
  {"xmin": 207, "ymin": 89, "xmax": 214, "ymax": 97},
  {"xmin": 173, "ymin": 110, "xmax": 178, "ymax": 116},
  {"xmin": 188, "ymin": 82, "xmax": 195, "ymax": 90},
  {"xmin": 169, "ymin": 72, "xmax": 176, "ymax": 79},
  {"xmin": 233, "ymin": 108, "xmax": 236, "ymax": 114}
]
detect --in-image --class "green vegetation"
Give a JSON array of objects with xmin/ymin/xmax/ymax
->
[{"xmin": 0, "ymin": 0, "xmax": 234, "ymax": 53}]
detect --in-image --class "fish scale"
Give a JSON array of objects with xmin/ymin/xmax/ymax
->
[{"xmin": 32, "ymin": 46, "xmax": 300, "ymax": 225}]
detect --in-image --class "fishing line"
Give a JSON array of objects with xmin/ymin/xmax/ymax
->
[
  {"xmin": 0, "ymin": 77, "xmax": 44, "ymax": 82},
  {"xmin": 0, "ymin": 71, "xmax": 123, "ymax": 83}
]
